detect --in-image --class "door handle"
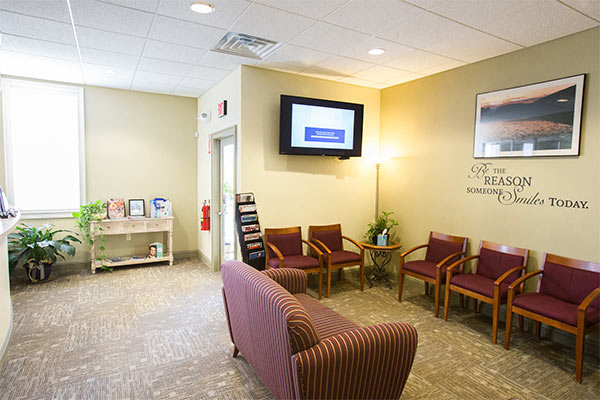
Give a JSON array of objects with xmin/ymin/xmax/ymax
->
[{"xmin": 218, "ymin": 211, "xmax": 224, "ymax": 216}]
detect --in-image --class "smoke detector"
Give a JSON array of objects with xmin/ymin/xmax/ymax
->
[{"xmin": 211, "ymin": 32, "xmax": 282, "ymax": 60}]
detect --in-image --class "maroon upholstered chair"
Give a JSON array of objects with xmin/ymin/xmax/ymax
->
[
  {"xmin": 265, "ymin": 226, "xmax": 324, "ymax": 299},
  {"xmin": 308, "ymin": 224, "xmax": 364, "ymax": 298},
  {"xmin": 398, "ymin": 231, "xmax": 468, "ymax": 317},
  {"xmin": 443, "ymin": 241, "xmax": 529, "ymax": 344},
  {"xmin": 505, "ymin": 253, "xmax": 600, "ymax": 383}
]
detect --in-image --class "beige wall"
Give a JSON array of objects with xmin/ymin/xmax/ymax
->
[
  {"xmin": 380, "ymin": 28, "xmax": 599, "ymax": 279},
  {"xmin": 1, "ymin": 81, "xmax": 198, "ymax": 262},
  {"xmin": 240, "ymin": 66, "xmax": 380, "ymax": 248}
]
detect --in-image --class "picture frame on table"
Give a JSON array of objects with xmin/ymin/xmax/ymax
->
[
  {"xmin": 473, "ymin": 74, "xmax": 585, "ymax": 158},
  {"xmin": 128, "ymin": 199, "xmax": 145, "ymax": 217}
]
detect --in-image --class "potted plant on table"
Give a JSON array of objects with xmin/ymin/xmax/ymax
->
[
  {"xmin": 72, "ymin": 200, "xmax": 110, "ymax": 271},
  {"xmin": 364, "ymin": 211, "xmax": 399, "ymax": 245},
  {"xmin": 8, "ymin": 223, "xmax": 80, "ymax": 282}
]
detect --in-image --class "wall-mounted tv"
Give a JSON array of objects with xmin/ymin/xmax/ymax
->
[{"xmin": 279, "ymin": 95, "xmax": 364, "ymax": 158}]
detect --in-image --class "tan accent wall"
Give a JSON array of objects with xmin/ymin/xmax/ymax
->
[
  {"xmin": 380, "ymin": 28, "xmax": 599, "ymax": 277},
  {"xmin": 1, "ymin": 82, "xmax": 198, "ymax": 262}
]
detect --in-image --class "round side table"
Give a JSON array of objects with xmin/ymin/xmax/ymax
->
[{"xmin": 361, "ymin": 242, "xmax": 402, "ymax": 288}]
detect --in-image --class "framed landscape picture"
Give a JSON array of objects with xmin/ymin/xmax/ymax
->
[{"xmin": 473, "ymin": 74, "xmax": 585, "ymax": 158}]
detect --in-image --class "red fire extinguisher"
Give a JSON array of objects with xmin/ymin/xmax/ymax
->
[{"xmin": 201, "ymin": 200, "xmax": 210, "ymax": 231}]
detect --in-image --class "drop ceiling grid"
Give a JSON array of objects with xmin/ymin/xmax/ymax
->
[{"xmin": 0, "ymin": 0, "xmax": 597, "ymax": 96}]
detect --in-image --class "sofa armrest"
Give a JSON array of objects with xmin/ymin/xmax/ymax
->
[
  {"xmin": 263, "ymin": 268, "xmax": 308, "ymax": 294},
  {"xmin": 291, "ymin": 322, "xmax": 418, "ymax": 400}
]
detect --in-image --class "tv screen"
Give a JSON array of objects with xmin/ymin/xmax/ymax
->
[{"xmin": 279, "ymin": 95, "xmax": 364, "ymax": 157}]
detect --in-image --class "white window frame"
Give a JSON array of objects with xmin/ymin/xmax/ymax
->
[{"xmin": 2, "ymin": 78, "xmax": 86, "ymax": 219}]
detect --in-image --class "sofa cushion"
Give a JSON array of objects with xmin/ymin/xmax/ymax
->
[
  {"xmin": 267, "ymin": 231, "xmax": 302, "ymax": 257},
  {"xmin": 330, "ymin": 250, "xmax": 362, "ymax": 265},
  {"xmin": 540, "ymin": 261, "xmax": 600, "ymax": 309},
  {"xmin": 513, "ymin": 292, "xmax": 600, "ymax": 327},
  {"xmin": 477, "ymin": 247, "xmax": 524, "ymax": 283},
  {"xmin": 404, "ymin": 260, "xmax": 446, "ymax": 280},
  {"xmin": 312, "ymin": 229, "xmax": 343, "ymax": 252},
  {"xmin": 295, "ymin": 293, "xmax": 359, "ymax": 339},
  {"xmin": 425, "ymin": 237, "xmax": 464, "ymax": 265},
  {"xmin": 451, "ymin": 273, "xmax": 509, "ymax": 299},
  {"xmin": 268, "ymin": 255, "xmax": 320, "ymax": 269}
]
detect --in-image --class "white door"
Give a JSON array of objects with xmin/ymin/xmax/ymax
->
[{"xmin": 219, "ymin": 136, "xmax": 235, "ymax": 263}]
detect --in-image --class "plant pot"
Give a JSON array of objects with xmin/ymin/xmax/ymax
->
[{"xmin": 24, "ymin": 262, "xmax": 53, "ymax": 283}]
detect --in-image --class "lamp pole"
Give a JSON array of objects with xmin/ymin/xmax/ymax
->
[{"xmin": 375, "ymin": 163, "xmax": 380, "ymax": 220}]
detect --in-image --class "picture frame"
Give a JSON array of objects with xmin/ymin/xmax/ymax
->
[
  {"xmin": 473, "ymin": 74, "xmax": 585, "ymax": 158},
  {"xmin": 128, "ymin": 199, "xmax": 145, "ymax": 217},
  {"xmin": 107, "ymin": 198, "xmax": 126, "ymax": 219}
]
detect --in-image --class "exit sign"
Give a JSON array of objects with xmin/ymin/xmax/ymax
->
[{"xmin": 217, "ymin": 100, "xmax": 227, "ymax": 118}]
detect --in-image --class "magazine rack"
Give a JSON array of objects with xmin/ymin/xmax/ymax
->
[{"xmin": 235, "ymin": 192, "xmax": 265, "ymax": 270}]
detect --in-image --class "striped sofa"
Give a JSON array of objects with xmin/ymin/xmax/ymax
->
[{"xmin": 221, "ymin": 260, "xmax": 418, "ymax": 399}]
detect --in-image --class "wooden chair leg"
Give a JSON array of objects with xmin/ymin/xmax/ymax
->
[
  {"xmin": 338, "ymin": 268, "xmax": 343, "ymax": 281},
  {"xmin": 505, "ymin": 309, "xmax": 513, "ymax": 350},
  {"xmin": 360, "ymin": 261, "xmax": 364, "ymax": 292},
  {"xmin": 492, "ymin": 300, "xmax": 500, "ymax": 344},
  {"xmin": 535, "ymin": 321, "xmax": 541, "ymax": 339},
  {"xmin": 398, "ymin": 272, "xmax": 404, "ymax": 302},
  {"xmin": 318, "ymin": 269, "xmax": 322, "ymax": 300},
  {"xmin": 519, "ymin": 315, "xmax": 524, "ymax": 332},
  {"xmin": 576, "ymin": 324, "xmax": 585, "ymax": 383},
  {"xmin": 424, "ymin": 282, "xmax": 429, "ymax": 296},
  {"xmin": 327, "ymin": 268, "xmax": 332, "ymax": 298},
  {"xmin": 232, "ymin": 345, "xmax": 239, "ymax": 357},
  {"xmin": 443, "ymin": 284, "xmax": 451, "ymax": 321},
  {"xmin": 473, "ymin": 299, "xmax": 478, "ymax": 313},
  {"xmin": 434, "ymin": 277, "xmax": 441, "ymax": 318},
  {"xmin": 459, "ymin": 294, "xmax": 465, "ymax": 308}
]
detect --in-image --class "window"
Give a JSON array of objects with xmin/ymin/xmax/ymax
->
[{"xmin": 2, "ymin": 79, "xmax": 85, "ymax": 218}]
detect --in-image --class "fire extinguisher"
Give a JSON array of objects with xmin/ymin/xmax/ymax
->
[{"xmin": 201, "ymin": 200, "xmax": 210, "ymax": 231}]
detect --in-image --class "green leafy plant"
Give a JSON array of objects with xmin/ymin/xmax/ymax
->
[
  {"xmin": 8, "ymin": 223, "xmax": 81, "ymax": 278},
  {"xmin": 364, "ymin": 211, "xmax": 399, "ymax": 243},
  {"xmin": 72, "ymin": 200, "xmax": 111, "ymax": 271}
]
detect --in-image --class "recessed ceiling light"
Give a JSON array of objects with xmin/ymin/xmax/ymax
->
[
  {"xmin": 190, "ymin": 1, "xmax": 215, "ymax": 14},
  {"xmin": 104, "ymin": 68, "xmax": 118, "ymax": 75},
  {"xmin": 368, "ymin": 48, "xmax": 386, "ymax": 56},
  {"xmin": 556, "ymin": 98, "xmax": 569, "ymax": 102}
]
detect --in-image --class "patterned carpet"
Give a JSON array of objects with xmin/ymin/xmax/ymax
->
[{"xmin": 0, "ymin": 259, "xmax": 598, "ymax": 399}]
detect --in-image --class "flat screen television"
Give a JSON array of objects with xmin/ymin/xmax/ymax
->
[{"xmin": 279, "ymin": 95, "xmax": 364, "ymax": 158}]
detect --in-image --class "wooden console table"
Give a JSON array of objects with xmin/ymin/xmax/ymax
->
[{"xmin": 90, "ymin": 217, "xmax": 173, "ymax": 274}]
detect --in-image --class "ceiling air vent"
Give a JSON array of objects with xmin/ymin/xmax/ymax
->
[{"xmin": 211, "ymin": 32, "xmax": 282, "ymax": 60}]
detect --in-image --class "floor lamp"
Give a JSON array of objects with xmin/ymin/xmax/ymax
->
[{"xmin": 374, "ymin": 157, "xmax": 388, "ymax": 219}]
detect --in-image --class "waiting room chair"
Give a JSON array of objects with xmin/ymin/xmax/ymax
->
[
  {"xmin": 264, "ymin": 226, "xmax": 324, "ymax": 299},
  {"xmin": 504, "ymin": 253, "xmax": 600, "ymax": 383},
  {"xmin": 443, "ymin": 241, "xmax": 529, "ymax": 344},
  {"xmin": 398, "ymin": 231, "xmax": 468, "ymax": 317},
  {"xmin": 308, "ymin": 224, "xmax": 364, "ymax": 298}
]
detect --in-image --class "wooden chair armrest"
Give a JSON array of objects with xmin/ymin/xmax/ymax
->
[
  {"xmin": 446, "ymin": 255, "xmax": 479, "ymax": 272},
  {"xmin": 302, "ymin": 240, "xmax": 323, "ymax": 257},
  {"xmin": 507, "ymin": 270, "xmax": 543, "ymax": 291},
  {"xmin": 400, "ymin": 244, "xmax": 428, "ymax": 258},
  {"xmin": 436, "ymin": 251, "xmax": 465, "ymax": 269},
  {"xmin": 342, "ymin": 235, "xmax": 364, "ymax": 250},
  {"xmin": 266, "ymin": 242, "xmax": 285, "ymax": 261},
  {"xmin": 578, "ymin": 287, "xmax": 600, "ymax": 312},
  {"xmin": 494, "ymin": 265, "xmax": 527, "ymax": 286},
  {"xmin": 312, "ymin": 238, "xmax": 331, "ymax": 254}
]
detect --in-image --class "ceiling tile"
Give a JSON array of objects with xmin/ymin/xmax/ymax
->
[
  {"xmin": 290, "ymin": 22, "xmax": 370, "ymax": 54},
  {"xmin": 82, "ymin": 63, "xmax": 135, "ymax": 89},
  {"xmin": 254, "ymin": 0, "xmax": 347, "ymax": 19},
  {"xmin": 561, "ymin": 0, "xmax": 600, "ymax": 20},
  {"xmin": 132, "ymin": 70, "xmax": 182, "ymax": 93},
  {"xmin": 156, "ymin": 0, "xmax": 250, "ymax": 29},
  {"xmin": 483, "ymin": 1, "xmax": 599, "ymax": 46},
  {"xmin": 314, "ymin": 56, "xmax": 373, "ymax": 76},
  {"xmin": 0, "ymin": 0, "xmax": 71, "ymax": 22},
  {"xmin": 70, "ymin": 0, "xmax": 154, "ymax": 37},
  {"xmin": 401, "ymin": 0, "xmax": 448, "ymax": 10},
  {"xmin": 137, "ymin": 57, "xmax": 194, "ymax": 76},
  {"xmin": 424, "ymin": 28, "xmax": 520, "ymax": 62},
  {"xmin": 229, "ymin": 3, "xmax": 314, "ymax": 43},
  {"xmin": 324, "ymin": 0, "xmax": 424, "ymax": 36},
  {"xmin": 254, "ymin": 62, "xmax": 304, "ymax": 74},
  {"xmin": 100, "ymin": 0, "xmax": 160, "ymax": 13},
  {"xmin": 418, "ymin": 59, "xmax": 465, "ymax": 76},
  {"xmin": 176, "ymin": 76, "xmax": 216, "ymax": 90},
  {"xmin": 388, "ymin": 73, "xmax": 423, "ymax": 86},
  {"xmin": 148, "ymin": 15, "xmax": 225, "ymax": 49},
  {"xmin": 196, "ymin": 51, "xmax": 259, "ymax": 70},
  {"xmin": 170, "ymin": 86, "xmax": 204, "ymax": 97},
  {"xmin": 297, "ymin": 66, "xmax": 344, "ymax": 81},
  {"xmin": 264, "ymin": 45, "xmax": 329, "ymax": 68},
  {"xmin": 80, "ymin": 47, "xmax": 140, "ymax": 70},
  {"xmin": 76, "ymin": 26, "xmax": 147, "ymax": 55},
  {"xmin": 0, "ymin": 50, "xmax": 84, "ymax": 84},
  {"xmin": 379, "ymin": 11, "xmax": 472, "ymax": 49},
  {"xmin": 383, "ymin": 49, "xmax": 453, "ymax": 73},
  {"xmin": 143, "ymin": 40, "xmax": 207, "ymax": 65},
  {"xmin": 2, "ymin": 34, "xmax": 78, "ymax": 61},
  {"xmin": 187, "ymin": 65, "xmax": 231, "ymax": 80},
  {"xmin": 341, "ymin": 37, "xmax": 414, "ymax": 64},
  {"xmin": 337, "ymin": 76, "xmax": 381, "ymax": 89},
  {"xmin": 352, "ymin": 65, "xmax": 413, "ymax": 84},
  {"xmin": 0, "ymin": 10, "xmax": 75, "ymax": 45}
]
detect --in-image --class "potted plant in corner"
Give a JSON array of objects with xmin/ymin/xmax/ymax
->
[
  {"xmin": 364, "ymin": 211, "xmax": 399, "ymax": 245},
  {"xmin": 8, "ymin": 223, "xmax": 81, "ymax": 283},
  {"xmin": 73, "ymin": 200, "xmax": 110, "ymax": 270}
]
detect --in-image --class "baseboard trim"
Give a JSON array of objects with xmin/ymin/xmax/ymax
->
[
  {"xmin": 198, "ymin": 251, "xmax": 211, "ymax": 268},
  {"xmin": 0, "ymin": 300, "xmax": 13, "ymax": 370}
]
